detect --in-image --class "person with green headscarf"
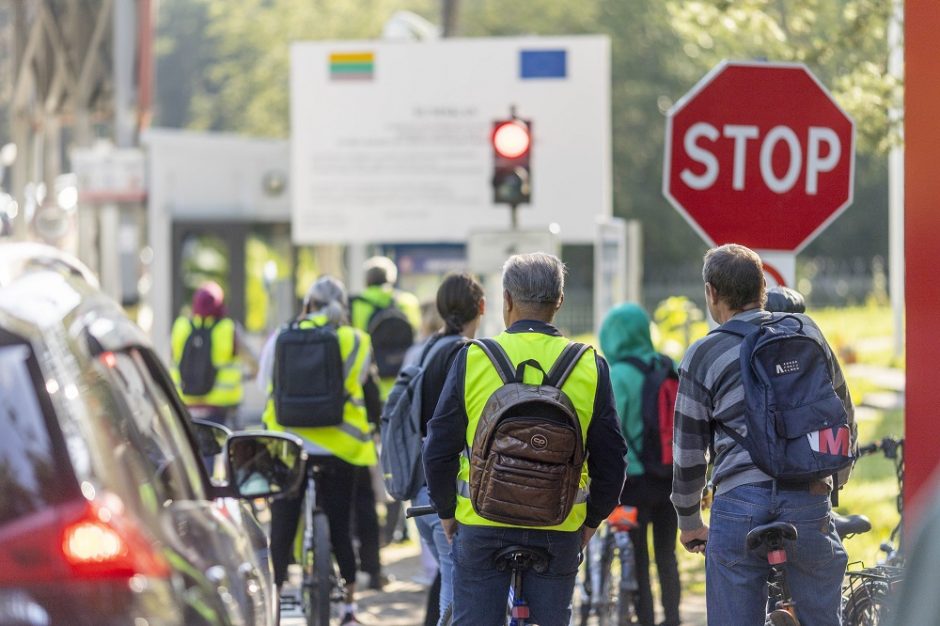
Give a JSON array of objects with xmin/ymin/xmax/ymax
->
[{"xmin": 600, "ymin": 303, "xmax": 681, "ymax": 626}]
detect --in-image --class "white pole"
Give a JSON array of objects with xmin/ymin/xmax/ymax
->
[{"xmin": 888, "ymin": 0, "xmax": 904, "ymax": 359}]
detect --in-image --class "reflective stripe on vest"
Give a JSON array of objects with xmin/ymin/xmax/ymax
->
[
  {"xmin": 170, "ymin": 315, "xmax": 243, "ymax": 407},
  {"xmin": 262, "ymin": 315, "xmax": 377, "ymax": 466},
  {"xmin": 457, "ymin": 331, "xmax": 598, "ymax": 531}
]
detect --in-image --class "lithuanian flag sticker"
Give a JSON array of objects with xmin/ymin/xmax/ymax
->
[{"xmin": 329, "ymin": 52, "xmax": 374, "ymax": 81}]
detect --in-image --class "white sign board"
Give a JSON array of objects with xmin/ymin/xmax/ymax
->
[
  {"xmin": 72, "ymin": 146, "xmax": 146, "ymax": 204},
  {"xmin": 290, "ymin": 36, "xmax": 611, "ymax": 244},
  {"xmin": 467, "ymin": 229, "xmax": 560, "ymax": 275}
]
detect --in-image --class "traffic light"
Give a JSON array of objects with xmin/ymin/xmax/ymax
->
[{"xmin": 492, "ymin": 118, "xmax": 531, "ymax": 206}]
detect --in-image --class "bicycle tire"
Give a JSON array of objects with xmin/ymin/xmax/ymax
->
[
  {"xmin": 842, "ymin": 577, "xmax": 891, "ymax": 626},
  {"xmin": 595, "ymin": 537, "xmax": 617, "ymax": 626},
  {"xmin": 302, "ymin": 510, "xmax": 334, "ymax": 626}
]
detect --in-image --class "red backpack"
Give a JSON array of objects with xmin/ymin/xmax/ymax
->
[{"xmin": 621, "ymin": 354, "xmax": 678, "ymax": 480}]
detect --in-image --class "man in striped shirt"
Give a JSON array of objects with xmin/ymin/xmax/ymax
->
[{"xmin": 671, "ymin": 244, "xmax": 854, "ymax": 626}]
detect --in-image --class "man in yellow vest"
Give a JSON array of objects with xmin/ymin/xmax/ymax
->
[
  {"xmin": 423, "ymin": 253, "xmax": 628, "ymax": 625},
  {"xmin": 260, "ymin": 277, "xmax": 381, "ymax": 626},
  {"xmin": 171, "ymin": 282, "xmax": 254, "ymax": 427}
]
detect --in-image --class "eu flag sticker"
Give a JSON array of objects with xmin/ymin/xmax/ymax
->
[{"xmin": 520, "ymin": 49, "xmax": 567, "ymax": 79}]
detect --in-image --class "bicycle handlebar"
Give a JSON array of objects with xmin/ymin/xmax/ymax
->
[
  {"xmin": 405, "ymin": 505, "xmax": 436, "ymax": 519},
  {"xmin": 857, "ymin": 437, "xmax": 904, "ymax": 459}
]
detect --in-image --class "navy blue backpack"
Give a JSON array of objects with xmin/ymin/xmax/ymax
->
[{"xmin": 713, "ymin": 315, "xmax": 854, "ymax": 483}]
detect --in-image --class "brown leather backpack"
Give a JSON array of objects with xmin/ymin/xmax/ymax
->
[{"xmin": 467, "ymin": 339, "xmax": 592, "ymax": 527}]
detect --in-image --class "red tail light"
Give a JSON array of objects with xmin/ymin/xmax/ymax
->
[{"xmin": 0, "ymin": 495, "xmax": 169, "ymax": 584}]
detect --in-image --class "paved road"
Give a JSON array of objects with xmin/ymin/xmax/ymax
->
[{"xmin": 280, "ymin": 541, "xmax": 707, "ymax": 625}]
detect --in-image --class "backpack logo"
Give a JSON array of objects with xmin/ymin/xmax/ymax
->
[
  {"xmin": 531, "ymin": 434, "xmax": 548, "ymax": 450},
  {"xmin": 775, "ymin": 360, "xmax": 800, "ymax": 375},
  {"xmin": 807, "ymin": 426, "xmax": 852, "ymax": 456}
]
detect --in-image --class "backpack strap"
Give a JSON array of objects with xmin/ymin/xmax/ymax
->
[
  {"xmin": 619, "ymin": 355, "xmax": 652, "ymax": 374},
  {"xmin": 471, "ymin": 338, "xmax": 516, "ymax": 385},
  {"xmin": 546, "ymin": 342, "xmax": 591, "ymax": 388}
]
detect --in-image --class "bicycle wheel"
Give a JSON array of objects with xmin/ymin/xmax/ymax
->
[
  {"xmin": 595, "ymin": 555, "xmax": 616, "ymax": 626},
  {"xmin": 302, "ymin": 510, "xmax": 334, "ymax": 626},
  {"xmin": 843, "ymin": 577, "xmax": 891, "ymax": 626}
]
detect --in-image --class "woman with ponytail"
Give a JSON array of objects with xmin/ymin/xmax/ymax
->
[{"xmin": 412, "ymin": 272, "xmax": 485, "ymax": 624}]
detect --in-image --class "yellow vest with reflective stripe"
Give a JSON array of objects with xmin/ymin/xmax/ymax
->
[
  {"xmin": 262, "ymin": 316, "xmax": 377, "ymax": 467},
  {"xmin": 457, "ymin": 331, "xmax": 598, "ymax": 531},
  {"xmin": 171, "ymin": 316, "xmax": 243, "ymax": 407}
]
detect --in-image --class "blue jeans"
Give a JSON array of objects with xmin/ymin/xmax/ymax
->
[
  {"xmin": 451, "ymin": 524, "xmax": 581, "ymax": 626},
  {"xmin": 706, "ymin": 483, "xmax": 848, "ymax": 626},
  {"xmin": 413, "ymin": 487, "xmax": 454, "ymax": 623}
]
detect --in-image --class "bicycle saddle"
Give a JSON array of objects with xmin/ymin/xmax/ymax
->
[
  {"xmin": 746, "ymin": 522, "xmax": 798, "ymax": 551},
  {"xmin": 832, "ymin": 512, "xmax": 872, "ymax": 538},
  {"xmin": 493, "ymin": 545, "xmax": 551, "ymax": 574}
]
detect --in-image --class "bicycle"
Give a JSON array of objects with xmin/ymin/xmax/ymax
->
[
  {"xmin": 839, "ymin": 437, "xmax": 905, "ymax": 626},
  {"xmin": 578, "ymin": 505, "xmax": 639, "ymax": 626},
  {"xmin": 280, "ymin": 457, "xmax": 344, "ymax": 626},
  {"xmin": 745, "ymin": 521, "xmax": 801, "ymax": 626},
  {"xmin": 406, "ymin": 505, "xmax": 558, "ymax": 626}
]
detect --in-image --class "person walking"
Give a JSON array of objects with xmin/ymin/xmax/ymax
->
[
  {"xmin": 171, "ymin": 281, "xmax": 255, "ymax": 427},
  {"xmin": 672, "ymin": 244, "xmax": 855, "ymax": 626},
  {"xmin": 423, "ymin": 253, "xmax": 627, "ymax": 626},
  {"xmin": 409, "ymin": 273, "xmax": 485, "ymax": 623},
  {"xmin": 599, "ymin": 303, "xmax": 681, "ymax": 626},
  {"xmin": 261, "ymin": 277, "xmax": 379, "ymax": 626},
  {"xmin": 350, "ymin": 255, "xmax": 419, "ymax": 589}
]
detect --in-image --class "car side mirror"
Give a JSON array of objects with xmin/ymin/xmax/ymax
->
[
  {"xmin": 191, "ymin": 419, "xmax": 232, "ymax": 486},
  {"xmin": 225, "ymin": 432, "xmax": 306, "ymax": 500}
]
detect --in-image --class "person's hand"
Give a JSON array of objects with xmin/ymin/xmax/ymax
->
[
  {"xmin": 581, "ymin": 524, "xmax": 598, "ymax": 550},
  {"xmin": 680, "ymin": 525, "xmax": 709, "ymax": 554},
  {"xmin": 441, "ymin": 518, "xmax": 457, "ymax": 543}
]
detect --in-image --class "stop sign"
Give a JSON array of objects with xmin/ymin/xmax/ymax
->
[{"xmin": 663, "ymin": 61, "xmax": 855, "ymax": 252}]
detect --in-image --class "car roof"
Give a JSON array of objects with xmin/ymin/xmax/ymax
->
[{"xmin": 0, "ymin": 242, "xmax": 151, "ymax": 355}]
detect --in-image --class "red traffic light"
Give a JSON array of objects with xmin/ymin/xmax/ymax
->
[{"xmin": 492, "ymin": 121, "xmax": 531, "ymax": 159}]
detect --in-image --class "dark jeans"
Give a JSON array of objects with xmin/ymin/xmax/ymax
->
[
  {"xmin": 270, "ymin": 456, "xmax": 360, "ymax": 586},
  {"xmin": 451, "ymin": 524, "xmax": 581, "ymax": 626},
  {"xmin": 621, "ymin": 476, "xmax": 681, "ymax": 626},
  {"xmin": 352, "ymin": 465, "xmax": 383, "ymax": 577},
  {"xmin": 706, "ymin": 483, "xmax": 848, "ymax": 626}
]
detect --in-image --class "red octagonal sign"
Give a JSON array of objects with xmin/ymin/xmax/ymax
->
[{"xmin": 664, "ymin": 61, "xmax": 855, "ymax": 252}]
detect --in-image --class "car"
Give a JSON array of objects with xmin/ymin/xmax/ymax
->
[{"xmin": 0, "ymin": 243, "xmax": 305, "ymax": 626}]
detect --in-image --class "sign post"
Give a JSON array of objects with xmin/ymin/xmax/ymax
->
[{"xmin": 663, "ymin": 61, "xmax": 855, "ymax": 289}]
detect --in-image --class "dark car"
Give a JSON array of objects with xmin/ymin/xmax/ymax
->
[{"xmin": 0, "ymin": 243, "xmax": 305, "ymax": 626}]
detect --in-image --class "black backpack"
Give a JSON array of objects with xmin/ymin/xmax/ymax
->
[
  {"xmin": 272, "ymin": 322, "xmax": 354, "ymax": 428},
  {"xmin": 179, "ymin": 319, "xmax": 218, "ymax": 396},
  {"xmin": 620, "ymin": 354, "xmax": 679, "ymax": 480},
  {"xmin": 355, "ymin": 295, "xmax": 414, "ymax": 378}
]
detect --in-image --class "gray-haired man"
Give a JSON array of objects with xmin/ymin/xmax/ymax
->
[{"xmin": 423, "ymin": 253, "xmax": 627, "ymax": 625}]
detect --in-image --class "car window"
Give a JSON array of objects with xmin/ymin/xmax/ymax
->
[
  {"xmin": 104, "ymin": 349, "xmax": 204, "ymax": 503},
  {"xmin": 0, "ymin": 340, "xmax": 71, "ymax": 526}
]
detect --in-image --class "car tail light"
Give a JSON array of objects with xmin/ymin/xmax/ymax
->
[{"xmin": 0, "ymin": 495, "xmax": 169, "ymax": 584}]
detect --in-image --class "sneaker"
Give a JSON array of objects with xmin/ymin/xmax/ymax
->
[{"xmin": 340, "ymin": 612, "xmax": 361, "ymax": 625}]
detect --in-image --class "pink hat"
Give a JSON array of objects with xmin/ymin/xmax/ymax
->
[{"xmin": 192, "ymin": 282, "xmax": 225, "ymax": 318}]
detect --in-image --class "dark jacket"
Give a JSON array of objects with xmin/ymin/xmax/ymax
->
[{"xmin": 423, "ymin": 320, "xmax": 628, "ymax": 528}]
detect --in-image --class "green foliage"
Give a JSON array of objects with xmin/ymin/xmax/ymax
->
[
  {"xmin": 154, "ymin": 0, "xmax": 895, "ymax": 270},
  {"xmin": 652, "ymin": 296, "xmax": 709, "ymax": 361}
]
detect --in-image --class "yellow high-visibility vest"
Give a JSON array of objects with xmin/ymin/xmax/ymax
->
[
  {"xmin": 171, "ymin": 316, "xmax": 243, "ymax": 407},
  {"xmin": 457, "ymin": 330, "xmax": 598, "ymax": 531},
  {"xmin": 262, "ymin": 315, "xmax": 377, "ymax": 467}
]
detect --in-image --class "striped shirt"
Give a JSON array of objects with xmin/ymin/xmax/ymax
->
[{"xmin": 670, "ymin": 308, "xmax": 854, "ymax": 531}]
